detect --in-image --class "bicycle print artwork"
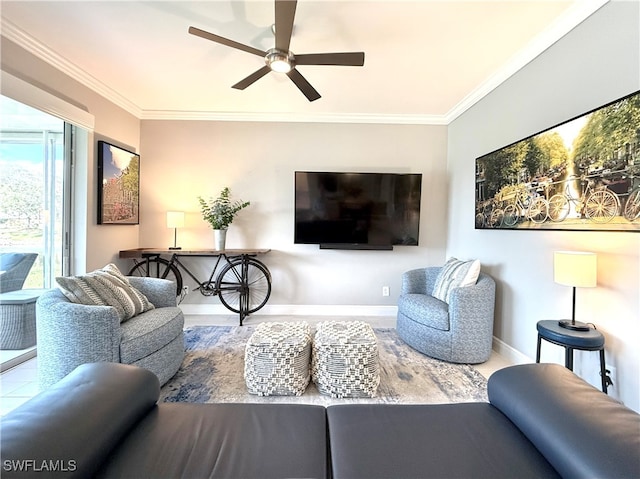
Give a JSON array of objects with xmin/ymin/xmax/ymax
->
[{"xmin": 475, "ymin": 90, "xmax": 640, "ymax": 232}]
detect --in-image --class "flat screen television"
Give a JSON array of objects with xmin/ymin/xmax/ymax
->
[{"xmin": 294, "ymin": 171, "xmax": 422, "ymax": 249}]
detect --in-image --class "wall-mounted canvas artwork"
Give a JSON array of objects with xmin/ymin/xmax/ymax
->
[
  {"xmin": 475, "ymin": 90, "xmax": 640, "ymax": 232},
  {"xmin": 97, "ymin": 141, "xmax": 140, "ymax": 225}
]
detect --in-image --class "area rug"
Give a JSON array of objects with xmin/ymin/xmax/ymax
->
[{"xmin": 161, "ymin": 325, "xmax": 488, "ymax": 406}]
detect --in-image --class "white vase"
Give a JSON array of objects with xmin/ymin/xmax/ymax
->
[{"xmin": 213, "ymin": 229, "xmax": 227, "ymax": 250}]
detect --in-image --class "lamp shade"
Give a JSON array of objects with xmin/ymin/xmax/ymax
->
[
  {"xmin": 166, "ymin": 211, "xmax": 185, "ymax": 229},
  {"xmin": 553, "ymin": 251, "xmax": 597, "ymax": 288}
]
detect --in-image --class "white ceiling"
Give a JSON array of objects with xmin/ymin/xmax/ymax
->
[{"xmin": 0, "ymin": 0, "xmax": 608, "ymax": 124}]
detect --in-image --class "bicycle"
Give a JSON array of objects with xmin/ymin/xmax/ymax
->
[
  {"xmin": 502, "ymin": 190, "xmax": 549, "ymax": 227},
  {"xmin": 548, "ymin": 176, "xmax": 620, "ymax": 223},
  {"xmin": 126, "ymin": 249, "xmax": 271, "ymax": 324},
  {"xmin": 624, "ymin": 185, "xmax": 640, "ymax": 221}
]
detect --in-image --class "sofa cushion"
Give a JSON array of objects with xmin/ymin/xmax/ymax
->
[
  {"xmin": 56, "ymin": 264, "xmax": 154, "ymax": 322},
  {"xmin": 96, "ymin": 403, "xmax": 328, "ymax": 479},
  {"xmin": 432, "ymin": 257, "xmax": 480, "ymax": 303},
  {"xmin": 119, "ymin": 306, "xmax": 183, "ymax": 364},
  {"xmin": 397, "ymin": 293, "xmax": 449, "ymax": 330},
  {"xmin": 327, "ymin": 403, "xmax": 559, "ymax": 479}
]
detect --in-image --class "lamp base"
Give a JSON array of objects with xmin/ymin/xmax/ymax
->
[
  {"xmin": 558, "ymin": 319, "xmax": 590, "ymax": 331},
  {"xmin": 168, "ymin": 246, "xmax": 182, "ymax": 250}
]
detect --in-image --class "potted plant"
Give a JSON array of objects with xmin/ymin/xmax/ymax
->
[{"xmin": 198, "ymin": 187, "xmax": 250, "ymax": 250}]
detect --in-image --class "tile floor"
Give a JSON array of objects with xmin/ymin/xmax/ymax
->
[{"xmin": 0, "ymin": 315, "xmax": 513, "ymax": 416}]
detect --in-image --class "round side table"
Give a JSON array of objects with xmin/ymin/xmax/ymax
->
[{"xmin": 535, "ymin": 319, "xmax": 608, "ymax": 393}]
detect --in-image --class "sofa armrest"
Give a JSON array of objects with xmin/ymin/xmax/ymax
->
[
  {"xmin": 488, "ymin": 363, "xmax": 640, "ymax": 479},
  {"xmin": 36, "ymin": 289, "xmax": 122, "ymax": 388},
  {"xmin": 0, "ymin": 363, "xmax": 159, "ymax": 479},
  {"xmin": 127, "ymin": 277, "xmax": 176, "ymax": 308}
]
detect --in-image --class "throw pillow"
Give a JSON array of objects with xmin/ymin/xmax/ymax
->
[
  {"xmin": 432, "ymin": 257, "xmax": 481, "ymax": 303},
  {"xmin": 56, "ymin": 263, "xmax": 154, "ymax": 322}
]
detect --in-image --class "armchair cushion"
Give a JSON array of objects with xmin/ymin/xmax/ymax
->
[
  {"xmin": 397, "ymin": 294, "xmax": 449, "ymax": 331},
  {"xmin": 56, "ymin": 264, "xmax": 154, "ymax": 322},
  {"xmin": 432, "ymin": 257, "xmax": 480, "ymax": 303}
]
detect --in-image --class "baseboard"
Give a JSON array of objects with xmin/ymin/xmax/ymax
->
[
  {"xmin": 492, "ymin": 336, "xmax": 532, "ymax": 365},
  {"xmin": 179, "ymin": 304, "xmax": 398, "ymax": 317}
]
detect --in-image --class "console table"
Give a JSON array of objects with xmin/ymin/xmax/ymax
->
[{"xmin": 119, "ymin": 248, "xmax": 271, "ymax": 325}]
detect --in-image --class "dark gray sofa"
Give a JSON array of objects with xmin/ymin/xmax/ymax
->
[{"xmin": 1, "ymin": 362, "xmax": 638, "ymax": 479}]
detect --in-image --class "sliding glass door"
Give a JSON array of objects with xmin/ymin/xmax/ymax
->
[{"xmin": 0, "ymin": 95, "xmax": 72, "ymax": 366}]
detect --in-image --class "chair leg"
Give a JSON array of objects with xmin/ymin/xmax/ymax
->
[
  {"xmin": 565, "ymin": 347, "xmax": 574, "ymax": 371},
  {"xmin": 536, "ymin": 335, "xmax": 542, "ymax": 363},
  {"xmin": 599, "ymin": 349, "xmax": 608, "ymax": 394}
]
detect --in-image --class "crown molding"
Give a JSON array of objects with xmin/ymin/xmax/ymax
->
[
  {"xmin": 139, "ymin": 109, "xmax": 448, "ymax": 125},
  {"xmin": 3, "ymin": 0, "xmax": 608, "ymax": 126},
  {"xmin": 445, "ymin": 0, "xmax": 609, "ymax": 123},
  {"xmin": 1, "ymin": 17, "xmax": 143, "ymax": 118}
]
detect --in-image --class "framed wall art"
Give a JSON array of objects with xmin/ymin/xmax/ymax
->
[
  {"xmin": 97, "ymin": 141, "xmax": 140, "ymax": 225},
  {"xmin": 475, "ymin": 90, "xmax": 640, "ymax": 232}
]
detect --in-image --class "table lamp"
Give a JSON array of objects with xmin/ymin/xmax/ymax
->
[
  {"xmin": 167, "ymin": 211, "xmax": 185, "ymax": 250},
  {"xmin": 553, "ymin": 251, "xmax": 597, "ymax": 331}
]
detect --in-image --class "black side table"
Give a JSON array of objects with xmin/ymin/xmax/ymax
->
[{"xmin": 536, "ymin": 320, "xmax": 608, "ymax": 393}]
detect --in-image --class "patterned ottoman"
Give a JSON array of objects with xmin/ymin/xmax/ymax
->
[
  {"xmin": 312, "ymin": 321, "xmax": 380, "ymax": 398},
  {"xmin": 244, "ymin": 322, "xmax": 312, "ymax": 396}
]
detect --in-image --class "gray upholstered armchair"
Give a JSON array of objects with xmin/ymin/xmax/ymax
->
[
  {"xmin": 396, "ymin": 266, "xmax": 496, "ymax": 364},
  {"xmin": 36, "ymin": 276, "xmax": 184, "ymax": 389}
]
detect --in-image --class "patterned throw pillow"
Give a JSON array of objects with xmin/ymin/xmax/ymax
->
[
  {"xmin": 432, "ymin": 257, "xmax": 481, "ymax": 303},
  {"xmin": 56, "ymin": 263, "xmax": 155, "ymax": 322}
]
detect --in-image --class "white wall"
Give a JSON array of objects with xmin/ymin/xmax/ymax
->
[
  {"xmin": 447, "ymin": 1, "xmax": 640, "ymax": 411},
  {"xmin": 139, "ymin": 120, "xmax": 448, "ymax": 311}
]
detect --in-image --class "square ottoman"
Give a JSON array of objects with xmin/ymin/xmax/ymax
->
[
  {"xmin": 312, "ymin": 321, "xmax": 380, "ymax": 398},
  {"xmin": 244, "ymin": 322, "xmax": 312, "ymax": 396}
]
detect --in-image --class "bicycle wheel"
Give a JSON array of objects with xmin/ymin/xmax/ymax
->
[
  {"xmin": 475, "ymin": 212, "xmax": 485, "ymax": 228},
  {"xmin": 623, "ymin": 188, "xmax": 640, "ymax": 221},
  {"xmin": 216, "ymin": 258, "xmax": 272, "ymax": 314},
  {"xmin": 527, "ymin": 197, "xmax": 548, "ymax": 224},
  {"xmin": 128, "ymin": 257, "xmax": 183, "ymax": 296},
  {"xmin": 502, "ymin": 205, "xmax": 519, "ymax": 227},
  {"xmin": 489, "ymin": 209, "xmax": 504, "ymax": 228},
  {"xmin": 548, "ymin": 194, "xmax": 570, "ymax": 222},
  {"xmin": 584, "ymin": 190, "xmax": 620, "ymax": 223}
]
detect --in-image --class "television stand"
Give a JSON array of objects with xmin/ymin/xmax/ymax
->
[{"xmin": 319, "ymin": 244, "xmax": 394, "ymax": 251}]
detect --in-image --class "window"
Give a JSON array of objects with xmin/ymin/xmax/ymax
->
[{"xmin": 0, "ymin": 95, "xmax": 70, "ymax": 287}]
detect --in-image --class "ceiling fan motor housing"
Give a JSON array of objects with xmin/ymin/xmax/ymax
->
[{"xmin": 266, "ymin": 49, "xmax": 294, "ymax": 73}]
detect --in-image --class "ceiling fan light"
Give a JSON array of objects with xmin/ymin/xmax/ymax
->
[
  {"xmin": 266, "ymin": 49, "xmax": 293, "ymax": 73},
  {"xmin": 270, "ymin": 59, "xmax": 291, "ymax": 73}
]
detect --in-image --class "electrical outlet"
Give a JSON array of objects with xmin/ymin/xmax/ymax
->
[
  {"xmin": 183, "ymin": 285, "xmax": 189, "ymax": 295},
  {"xmin": 382, "ymin": 286, "xmax": 390, "ymax": 297}
]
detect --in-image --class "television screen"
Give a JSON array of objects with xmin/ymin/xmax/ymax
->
[{"xmin": 294, "ymin": 171, "xmax": 422, "ymax": 248}]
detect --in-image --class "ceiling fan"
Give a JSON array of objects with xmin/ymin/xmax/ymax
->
[{"xmin": 188, "ymin": 0, "xmax": 365, "ymax": 102}]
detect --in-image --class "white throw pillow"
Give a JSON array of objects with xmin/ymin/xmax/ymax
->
[
  {"xmin": 432, "ymin": 257, "xmax": 481, "ymax": 303},
  {"xmin": 56, "ymin": 263, "xmax": 154, "ymax": 322}
]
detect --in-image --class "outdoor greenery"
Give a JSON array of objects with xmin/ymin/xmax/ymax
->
[
  {"xmin": 479, "ymin": 92, "xmax": 640, "ymax": 198},
  {"xmin": 198, "ymin": 187, "xmax": 250, "ymax": 230}
]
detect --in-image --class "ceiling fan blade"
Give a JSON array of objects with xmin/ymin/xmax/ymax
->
[
  {"xmin": 188, "ymin": 26, "xmax": 266, "ymax": 57},
  {"xmin": 274, "ymin": 0, "xmax": 296, "ymax": 52},
  {"xmin": 232, "ymin": 66, "xmax": 272, "ymax": 90},
  {"xmin": 287, "ymin": 68, "xmax": 321, "ymax": 102},
  {"xmin": 295, "ymin": 52, "xmax": 365, "ymax": 66}
]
